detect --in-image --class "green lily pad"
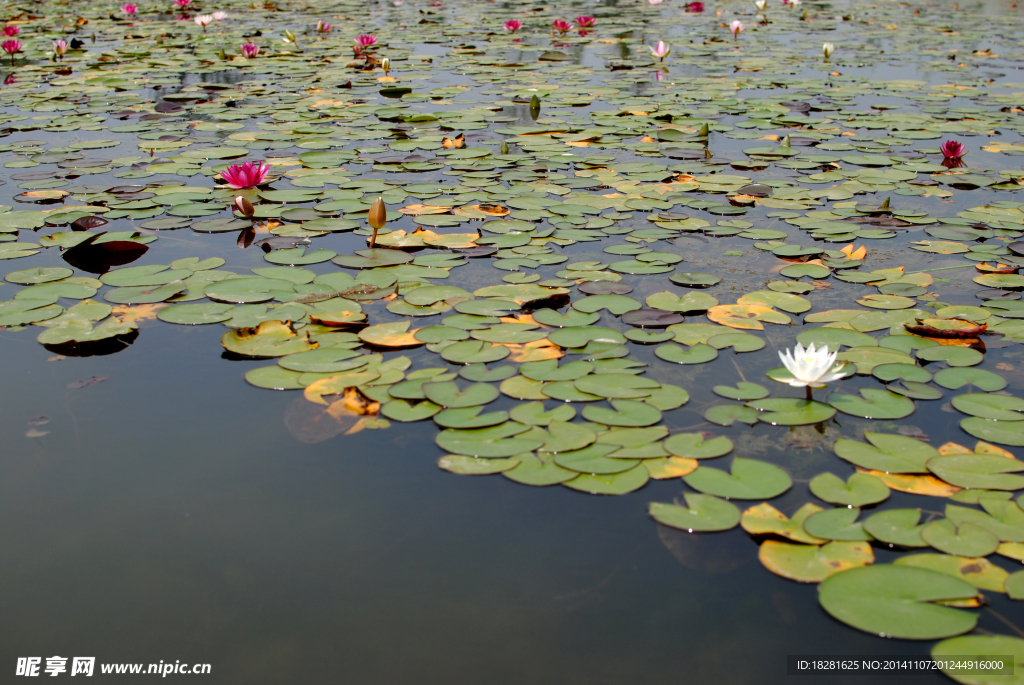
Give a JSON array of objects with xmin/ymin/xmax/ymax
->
[
  {"xmin": 663, "ymin": 433, "xmax": 733, "ymax": 460},
  {"xmin": 921, "ymin": 519, "xmax": 999, "ymax": 558},
  {"xmin": 934, "ymin": 367, "xmax": 1008, "ymax": 392},
  {"xmin": 810, "ymin": 472, "xmax": 890, "ymax": 507},
  {"xmin": 928, "ymin": 453, "xmax": 1024, "ymax": 490},
  {"xmin": 649, "ymin": 494, "xmax": 741, "ymax": 533},
  {"xmin": 826, "ymin": 388, "xmax": 915, "ymax": 419},
  {"xmin": 502, "ymin": 452, "xmax": 577, "ymax": 486},
  {"xmin": 654, "ymin": 342, "xmax": 718, "ymax": 364},
  {"xmin": 916, "ymin": 345, "xmax": 984, "ymax": 367},
  {"xmin": 435, "ymin": 421, "xmax": 545, "ymax": 458},
  {"xmin": 438, "ymin": 455, "xmax": 521, "ymax": 475},
  {"xmin": 834, "ymin": 432, "xmax": 937, "ymax": 473},
  {"xmin": 952, "ymin": 393, "xmax": 1024, "ymax": 421},
  {"xmin": 803, "ymin": 507, "xmax": 872, "ymax": 541},
  {"xmin": 713, "ymin": 382, "xmax": 769, "ymax": 401},
  {"xmin": 704, "ymin": 403, "xmax": 760, "ymax": 426},
  {"xmin": 931, "ymin": 635, "xmax": 1024, "ymax": 683},
  {"xmin": 818, "ymin": 565, "xmax": 978, "ymax": 639},
  {"xmin": 381, "ymin": 400, "xmax": 442, "ymax": 422},
  {"xmin": 563, "ymin": 464, "xmax": 650, "ymax": 495},
  {"xmin": 863, "ymin": 509, "xmax": 928, "ymax": 548},
  {"xmin": 746, "ymin": 398, "xmax": 837, "ymax": 426},
  {"xmin": 683, "ymin": 458, "xmax": 792, "ymax": 499},
  {"xmin": 582, "ymin": 399, "xmax": 662, "ymax": 427}
]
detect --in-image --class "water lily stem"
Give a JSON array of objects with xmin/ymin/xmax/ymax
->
[
  {"xmin": 805, "ymin": 386, "xmax": 813, "ymax": 401},
  {"xmin": 369, "ymin": 225, "xmax": 379, "ymax": 248}
]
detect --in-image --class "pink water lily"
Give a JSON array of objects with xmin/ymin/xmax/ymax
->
[
  {"xmin": 121, "ymin": 3, "xmax": 138, "ymax": 15},
  {"xmin": 2, "ymin": 25, "xmax": 19, "ymax": 37},
  {"xmin": 2, "ymin": 39, "xmax": 21, "ymax": 64},
  {"xmin": 212, "ymin": 10, "xmax": 228, "ymax": 20},
  {"xmin": 504, "ymin": 19, "xmax": 522, "ymax": 32},
  {"xmin": 355, "ymin": 34, "xmax": 378, "ymax": 48},
  {"xmin": 53, "ymin": 40, "xmax": 68, "ymax": 59},
  {"xmin": 174, "ymin": 0, "xmax": 191, "ymax": 7},
  {"xmin": 686, "ymin": 2, "xmax": 705, "ymax": 11},
  {"xmin": 730, "ymin": 20, "xmax": 745, "ymax": 39},
  {"xmin": 195, "ymin": 14, "xmax": 213, "ymax": 29},
  {"xmin": 221, "ymin": 162, "xmax": 270, "ymax": 189},
  {"xmin": 552, "ymin": 19, "xmax": 571, "ymax": 34},
  {"xmin": 240, "ymin": 42, "xmax": 259, "ymax": 58},
  {"xmin": 317, "ymin": 20, "xmax": 333, "ymax": 33},
  {"xmin": 575, "ymin": 15, "xmax": 595, "ymax": 28},
  {"xmin": 649, "ymin": 40, "xmax": 670, "ymax": 60},
  {"xmin": 941, "ymin": 139, "xmax": 966, "ymax": 160}
]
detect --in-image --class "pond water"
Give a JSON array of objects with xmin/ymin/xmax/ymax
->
[{"xmin": 2, "ymin": 0, "xmax": 1024, "ymax": 681}]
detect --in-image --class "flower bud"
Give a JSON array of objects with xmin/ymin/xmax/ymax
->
[
  {"xmin": 234, "ymin": 195, "xmax": 255, "ymax": 217},
  {"xmin": 368, "ymin": 197, "xmax": 386, "ymax": 230},
  {"xmin": 381, "ymin": 57, "xmax": 390, "ymax": 75}
]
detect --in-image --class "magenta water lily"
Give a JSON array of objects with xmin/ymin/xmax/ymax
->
[
  {"xmin": 121, "ymin": 3, "xmax": 138, "ymax": 15},
  {"xmin": 221, "ymin": 162, "xmax": 270, "ymax": 189},
  {"xmin": 240, "ymin": 42, "xmax": 259, "ymax": 58},
  {"xmin": 685, "ymin": 2, "xmax": 704, "ymax": 12},
  {"xmin": 52, "ymin": 40, "xmax": 68, "ymax": 59},
  {"xmin": 575, "ymin": 15, "xmax": 595, "ymax": 28},
  {"xmin": 552, "ymin": 19, "xmax": 571, "ymax": 34},
  {"xmin": 941, "ymin": 139, "xmax": 966, "ymax": 160},
  {"xmin": 503, "ymin": 19, "xmax": 522, "ymax": 32},
  {"xmin": 2, "ymin": 39, "xmax": 21, "ymax": 64},
  {"xmin": 316, "ymin": 20, "xmax": 333, "ymax": 33},
  {"xmin": 2, "ymin": 25, "xmax": 19, "ymax": 37}
]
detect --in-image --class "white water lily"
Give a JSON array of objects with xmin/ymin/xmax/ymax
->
[
  {"xmin": 778, "ymin": 343, "xmax": 846, "ymax": 389},
  {"xmin": 822, "ymin": 42, "xmax": 835, "ymax": 59}
]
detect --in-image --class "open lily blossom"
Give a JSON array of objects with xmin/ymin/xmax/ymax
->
[
  {"xmin": 685, "ymin": 1, "xmax": 704, "ymax": 11},
  {"xmin": 221, "ymin": 162, "xmax": 269, "ymax": 189},
  {"xmin": 2, "ymin": 39, "xmax": 21, "ymax": 63},
  {"xmin": 316, "ymin": 20, "xmax": 333, "ymax": 33},
  {"xmin": 649, "ymin": 40, "xmax": 670, "ymax": 60},
  {"xmin": 503, "ymin": 19, "xmax": 522, "ymax": 32},
  {"xmin": 941, "ymin": 139, "xmax": 967, "ymax": 159},
  {"xmin": 2, "ymin": 25, "xmax": 19, "ymax": 37},
  {"xmin": 240, "ymin": 42, "xmax": 259, "ymax": 58},
  {"xmin": 212, "ymin": 10, "xmax": 228, "ymax": 20},
  {"xmin": 822, "ymin": 42, "xmax": 835, "ymax": 58},
  {"xmin": 778, "ymin": 343, "xmax": 847, "ymax": 390},
  {"xmin": 121, "ymin": 3, "xmax": 138, "ymax": 15},
  {"xmin": 355, "ymin": 34, "xmax": 378, "ymax": 48},
  {"xmin": 730, "ymin": 20, "xmax": 745, "ymax": 38},
  {"xmin": 755, "ymin": 0, "xmax": 767, "ymax": 10},
  {"xmin": 194, "ymin": 14, "xmax": 213, "ymax": 29},
  {"xmin": 174, "ymin": 0, "xmax": 191, "ymax": 7},
  {"xmin": 552, "ymin": 19, "xmax": 571, "ymax": 34},
  {"xmin": 575, "ymin": 15, "xmax": 595, "ymax": 28},
  {"xmin": 52, "ymin": 40, "xmax": 68, "ymax": 58}
]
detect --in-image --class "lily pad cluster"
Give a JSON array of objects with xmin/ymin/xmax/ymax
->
[{"xmin": 4, "ymin": 0, "xmax": 1024, "ymax": 674}]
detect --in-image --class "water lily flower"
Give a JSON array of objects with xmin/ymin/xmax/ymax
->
[
  {"xmin": 2, "ymin": 25, "xmax": 19, "ymax": 37},
  {"xmin": 778, "ymin": 343, "xmax": 847, "ymax": 393},
  {"xmin": 649, "ymin": 40, "xmax": 670, "ymax": 60},
  {"xmin": 355, "ymin": 34, "xmax": 378, "ymax": 48},
  {"xmin": 822, "ymin": 42, "xmax": 835, "ymax": 59},
  {"xmin": 730, "ymin": 20, "xmax": 745, "ymax": 39},
  {"xmin": 575, "ymin": 15, "xmax": 595, "ymax": 28},
  {"xmin": 240, "ymin": 42, "xmax": 259, "ymax": 58},
  {"xmin": 504, "ymin": 19, "xmax": 522, "ymax": 32},
  {"xmin": 121, "ymin": 3, "xmax": 138, "ymax": 15},
  {"xmin": 552, "ymin": 19, "xmax": 571, "ymax": 34},
  {"xmin": 317, "ymin": 20, "xmax": 333, "ymax": 33},
  {"xmin": 212, "ymin": 11, "xmax": 228, "ymax": 20},
  {"xmin": 649, "ymin": 0, "xmax": 664, "ymax": 6},
  {"xmin": 941, "ymin": 139, "xmax": 966, "ymax": 160},
  {"xmin": 234, "ymin": 196, "xmax": 255, "ymax": 218},
  {"xmin": 381, "ymin": 56, "xmax": 390, "ymax": 75},
  {"xmin": 221, "ymin": 161, "xmax": 269, "ymax": 189},
  {"xmin": 2, "ymin": 39, "xmax": 22, "ymax": 64},
  {"xmin": 194, "ymin": 14, "xmax": 213, "ymax": 30},
  {"xmin": 685, "ymin": 1, "xmax": 704, "ymax": 11},
  {"xmin": 755, "ymin": 0, "xmax": 767, "ymax": 10},
  {"xmin": 53, "ymin": 40, "xmax": 68, "ymax": 59},
  {"xmin": 174, "ymin": 0, "xmax": 192, "ymax": 7}
]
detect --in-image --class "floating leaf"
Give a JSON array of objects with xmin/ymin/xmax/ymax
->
[
  {"xmin": 760, "ymin": 540, "xmax": 874, "ymax": 584},
  {"xmin": 818, "ymin": 565, "xmax": 978, "ymax": 639},
  {"xmin": 810, "ymin": 472, "xmax": 890, "ymax": 507},
  {"xmin": 649, "ymin": 494, "xmax": 741, "ymax": 533},
  {"xmin": 683, "ymin": 458, "xmax": 792, "ymax": 499}
]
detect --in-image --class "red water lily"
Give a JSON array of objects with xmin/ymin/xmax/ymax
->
[
  {"xmin": 221, "ymin": 162, "xmax": 270, "ymax": 189},
  {"xmin": 2, "ymin": 25, "xmax": 19, "ymax": 37},
  {"xmin": 2, "ymin": 39, "xmax": 21, "ymax": 64},
  {"xmin": 552, "ymin": 19, "xmax": 571, "ymax": 34},
  {"xmin": 240, "ymin": 43, "xmax": 260, "ymax": 58},
  {"xmin": 941, "ymin": 139, "xmax": 966, "ymax": 160},
  {"xmin": 504, "ymin": 19, "xmax": 522, "ymax": 32},
  {"xmin": 685, "ymin": 1, "xmax": 704, "ymax": 11},
  {"xmin": 575, "ymin": 15, "xmax": 595, "ymax": 28}
]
